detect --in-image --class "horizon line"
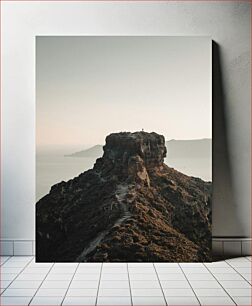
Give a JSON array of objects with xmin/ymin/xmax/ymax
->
[{"xmin": 37, "ymin": 137, "xmax": 212, "ymax": 149}]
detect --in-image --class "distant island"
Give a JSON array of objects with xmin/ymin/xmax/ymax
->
[
  {"xmin": 65, "ymin": 144, "xmax": 103, "ymax": 158},
  {"xmin": 65, "ymin": 138, "xmax": 212, "ymax": 159}
]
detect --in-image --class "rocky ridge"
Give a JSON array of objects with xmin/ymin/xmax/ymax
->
[{"xmin": 36, "ymin": 131, "xmax": 212, "ymax": 262}]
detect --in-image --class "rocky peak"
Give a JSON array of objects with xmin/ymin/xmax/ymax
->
[
  {"xmin": 94, "ymin": 131, "xmax": 167, "ymax": 186},
  {"xmin": 103, "ymin": 131, "xmax": 166, "ymax": 167},
  {"xmin": 36, "ymin": 131, "xmax": 212, "ymax": 262}
]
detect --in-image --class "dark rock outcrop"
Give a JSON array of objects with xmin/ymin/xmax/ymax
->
[{"xmin": 36, "ymin": 131, "xmax": 212, "ymax": 262}]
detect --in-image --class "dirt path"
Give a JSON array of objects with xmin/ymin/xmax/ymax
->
[{"xmin": 76, "ymin": 184, "xmax": 132, "ymax": 262}]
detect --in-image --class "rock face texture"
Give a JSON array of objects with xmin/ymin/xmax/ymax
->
[{"xmin": 36, "ymin": 131, "xmax": 212, "ymax": 262}]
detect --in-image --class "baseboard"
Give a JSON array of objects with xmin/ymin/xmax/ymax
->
[
  {"xmin": 212, "ymin": 237, "xmax": 251, "ymax": 258},
  {"xmin": 0, "ymin": 238, "xmax": 251, "ymax": 257},
  {"xmin": 0, "ymin": 240, "xmax": 35, "ymax": 256}
]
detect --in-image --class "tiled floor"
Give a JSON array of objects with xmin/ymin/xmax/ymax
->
[{"xmin": 0, "ymin": 256, "xmax": 251, "ymax": 305}]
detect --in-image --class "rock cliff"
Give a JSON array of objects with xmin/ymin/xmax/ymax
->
[{"xmin": 36, "ymin": 131, "xmax": 212, "ymax": 262}]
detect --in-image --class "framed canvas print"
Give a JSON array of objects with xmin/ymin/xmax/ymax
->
[{"xmin": 36, "ymin": 36, "xmax": 212, "ymax": 262}]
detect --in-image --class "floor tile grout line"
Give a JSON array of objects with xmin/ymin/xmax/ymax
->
[
  {"xmin": 203, "ymin": 263, "xmax": 238, "ymax": 305},
  {"xmin": 95, "ymin": 262, "xmax": 103, "ymax": 306},
  {"xmin": 61, "ymin": 263, "xmax": 80, "ymax": 306},
  {"xmin": 153, "ymin": 262, "xmax": 169, "ymax": 306},
  {"xmin": 0, "ymin": 255, "xmax": 13, "ymax": 291},
  {"xmin": 28, "ymin": 261, "xmax": 55, "ymax": 305},
  {"xmin": 225, "ymin": 260, "xmax": 252, "ymax": 286},
  {"xmin": 178, "ymin": 263, "xmax": 202, "ymax": 306},
  {"xmin": 0, "ymin": 256, "xmax": 34, "ymax": 296},
  {"xmin": 244, "ymin": 256, "xmax": 251, "ymax": 262},
  {"xmin": 0, "ymin": 256, "xmax": 12, "ymax": 266},
  {"xmin": 226, "ymin": 257, "xmax": 251, "ymax": 264},
  {"xmin": 126, "ymin": 263, "xmax": 133, "ymax": 306}
]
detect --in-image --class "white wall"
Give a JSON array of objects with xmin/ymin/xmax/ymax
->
[{"xmin": 1, "ymin": 1, "xmax": 250, "ymax": 240}]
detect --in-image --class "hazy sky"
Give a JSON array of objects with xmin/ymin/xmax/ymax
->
[{"xmin": 36, "ymin": 36, "xmax": 212, "ymax": 149}]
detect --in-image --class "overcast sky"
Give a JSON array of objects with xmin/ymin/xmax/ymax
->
[{"xmin": 36, "ymin": 36, "xmax": 212, "ymax": 149}]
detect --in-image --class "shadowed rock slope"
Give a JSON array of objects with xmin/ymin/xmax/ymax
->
[{"xmin": 36, "ymin": 132, "xmax": 212, "ymax": 262}]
